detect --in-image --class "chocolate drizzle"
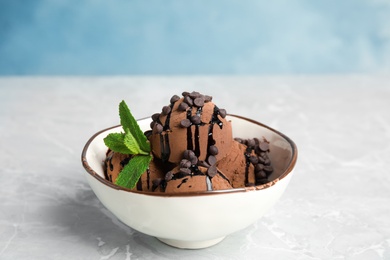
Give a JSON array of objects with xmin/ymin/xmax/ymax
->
[
  {"xmin": 157, "ymin": 102, "xmax": 175, "ymax": 162},
  {"xmin": 186, "ymin": 108, "xmax": 193, "ymax": 151},
  {"xmin": 177, "ymin": 178, "xmax": 188, "ymax": 188},
  {"xmin": 136, "ymin": 179, "xmax": 143, "ymax": 191}
]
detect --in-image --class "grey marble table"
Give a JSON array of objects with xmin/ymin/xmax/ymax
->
[{"xmin": 1, "ymin": 76, "xmax": 389, "ymax": 260}]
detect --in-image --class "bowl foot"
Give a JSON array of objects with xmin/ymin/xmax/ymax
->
[{"xmin": 157, "ymin": 236, "xmax": 225, "ymax": 249}]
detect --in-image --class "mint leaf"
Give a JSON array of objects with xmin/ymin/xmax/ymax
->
[
  {"xmin": 115, "ymin": 154, "xmax": 152, "ymax": 189},
  {"xmin": 104, "ymin": 133, "xmax": 131, "ymax": 154},
  {"xmin": 123, "ymin": 129, "xmax": 149, "ymax": 155},
  {"xmin": 119, "ymin": 100, "xmax": 151, "ymax": 153}
]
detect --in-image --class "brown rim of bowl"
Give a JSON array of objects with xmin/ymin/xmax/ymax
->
[{"xmin": 81, "ymin": 114, "xmax": 298, "ymax": 197}]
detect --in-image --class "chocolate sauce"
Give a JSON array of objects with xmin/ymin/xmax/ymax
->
[
  {"xmin": 177, "ymin": 178, "xmax": 189, "ymax": 188},
  {"xmin": 159, "ymin": 134, "xmax": 170, "ymax": 162},
  {"xmin": 157, "ymin": 102, "xmax": 175, "ymax": 162},
  {"xmin": 186, "ymin": 108, "xmax": 193, "ymax": 151},
  {"xmin": 212, "ymin": 105, "xmax": 223, "ymax": 129},
  {"xmin": 136, "ymin": 179, "xmax": 143, "ymax": 191},
  {"xmin": 104, "ymin": 152, "xmax": 113, "ymax": 180},
  {"xmin": 205, "ymin": 105, "xmax": 221, "ymax": 159},
  {"xmin": 120, "ymin": 157, "xmax": 130, "ymax": 167}
]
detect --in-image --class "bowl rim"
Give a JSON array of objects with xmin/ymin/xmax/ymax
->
[{"xmin": 81, "ymin": 114, "xmax": 298, "ymax": 197}]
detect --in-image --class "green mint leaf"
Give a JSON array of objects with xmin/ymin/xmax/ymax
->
[
  {"xmin": 119, "ymin": 100, "xmax": 151, "ymax": 153},
  {"xmin": 115, "ymin": 154, "xmax": 152, "ymax": 189},
  {"xmin": 123, "ymin": 129, "xmax": 149, "ymax": 155},
  {"xmin": 104, "ymin": 133, "xmax": 131, "ymax": 154}
]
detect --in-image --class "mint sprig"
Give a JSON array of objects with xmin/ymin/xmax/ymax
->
[
  {"xmin": 115, "ymin": 155, "xmax": 152, "ymax": 188},
  {"xmin": 103, "ymin": 100, "xmax": 152, "ymax": 189}
]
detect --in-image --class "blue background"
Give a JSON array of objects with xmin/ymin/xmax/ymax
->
[{"xmin": 1, "ymin": 0, "xmax": 390, "ymax": 75}]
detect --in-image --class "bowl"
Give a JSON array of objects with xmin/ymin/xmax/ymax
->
[{"xmin": 81, "ymin": 115, "xmax": 297, "ymax": 249}]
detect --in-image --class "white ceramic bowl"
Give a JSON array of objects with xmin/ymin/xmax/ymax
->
[{"xmin": 81, "ymin": 115, "xmax": 297, "ymax": 249}]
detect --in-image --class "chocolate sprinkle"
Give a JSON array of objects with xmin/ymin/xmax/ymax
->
[
  {"xmin": 189, "ymin": 91, "xmax": 201, "ymax": 99},
  {"xmin": 180, "ymin": 168, "xmax": 192, "ymax": 175},
  {"xmin": 209, "ymin": 145, "xmax": 218, "ymax": 155},
  {"xmin": 193, "ymin": 97, "xmax": 205, "ymax": 107},
  {"xmin": 204, "ymin": 95, "xmax": 213, "ymax": 102},
  {"xmin": 151, "ymin": 113, "xmax": 160, "ymax": 121},
  {"xmin": 180, "ymin": 119, "xmax": 192, "ymax": 128},
  {"xmin": 162, "ymin": 105, "xmax": 171, "ymax": 115},
  {"xmin": 178, "ymin": 102, "xmax": 189, "ymax": 111},
  {"xmin": 165, "ymin": 171, "xmax": 174, "ymax": 181},
  {"xmin": 259, "ymin": 141, "xmax": 269, "ymax": 152},
  {"xmin": 219, "ymin": 108, "xmax": 227, "ymax": 118},
  {"xmin": 190, "ymin": 115, "xmax": 201, "ymax": 125},
  {"xmin": 170, "ymin": 95, "xmax": 180, "ymax": 103},
  {"xmin": 207, "ymin": 165, "xmax": 218, "ymax": 177},
  {"xmin": 207, "ymin": 155, "xmax": 217, "ymax": 166},
  {"xmin": 184, "ymin": 95, "xmax": 193, "ymax": 106},
  {"xmin": 153, "ymin": 123, "xmax": 163, "ymax": 134},
  {"xmin": 180, "ymin": 159, "xmax": 192, "ymax": 168}
]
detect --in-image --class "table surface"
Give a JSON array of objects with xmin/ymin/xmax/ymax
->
[{"xmin": 1, "ymin": 76, "xmax": 389, "ymax": 260}]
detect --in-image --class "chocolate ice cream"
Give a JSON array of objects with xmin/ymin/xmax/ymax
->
[{"xmin": 103, "ymin": 91, "xmax": 273, "ymax": 193}]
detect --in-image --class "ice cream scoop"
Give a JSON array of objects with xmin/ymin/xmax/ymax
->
[
  {"xmin": 103, "ymin": 91, "xmax": 273, "ymax": 193},
  {"xmin": 147, "ymin": 91, "xmax": 232, "ymax": 165}
]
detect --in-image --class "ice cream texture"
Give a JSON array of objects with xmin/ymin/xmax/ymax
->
[{"xmin": 104, "ymin": 91, "xmax": 273, "ymax": 193}]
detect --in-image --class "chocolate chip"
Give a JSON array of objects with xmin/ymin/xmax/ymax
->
[
  {"xmin": 207, "ymin": 165, "xmax": 217, "ymax": 177},
  {"xmin": 264, "ymin": 158, "xmax": 271, "ymax": 165},
  {"xmin": 256, "ymin": 170, "xmax": 267, "ymax": 179},
  {"xmin": 152, "ymin": 178, "xmax": 162, "ymax": 186},
  {"xmin": 162, "ymin": 105, "xmax": 171, "ymax": 115},
  {"xmin": 144, "ymin": 130, "xmax": 152, "ymax": 138},
  {"xmin": 184, "ymin": 95, "xmax": 193, "ymax": 106},
  {"xmin": 183, "ymin": 150, "xmax": 194, "ymax": 159},
  {"xmin": 170, "ymin": 95, "xmax": 180, "ymax": 104},
  {"xmin": 255, "ymin": 163, "xmax": 264, "ymax": 172},
  {"xmin": 247, "ymin": 139, "xmax": 255, "ymax": 148},
  {"xmin": 259, "ymin": 141, "xmax": 269, "ymax": 152},
  {"xmin": 264, "ymin": 165, "xmax": 273, "ymax": 173},
  {"xmin": 178, "ymin": 102, "xmax": 189, "ymax": 111},
  {"xmin": 151, "ymin": 113, "xmax": 160, "ymax": 121},
  {"xmin": 153, "ymin": 123, "xmax": 163, "ymax": 134},
  {"xmin": 165, "ymin": 171, "xmax": 174, "ymax": 181},
  {"xmin": 180, "ymin": 159, "xmax": 191, "ymax": 168},
  {"xmin": 150, "ymin": 121, "xmax": 156, "ymax": 129},
  {"xmin": 193, "ymin": 97, "xmax": 205, "ymax": 107},
  {"xmin": 190, "ymin": 115, "xmax": 201, "ymax": 125},
  {"xmin": 190, "ymin": 156, "xmax": 198, "ymax": 165},
  {"xmin": 256, "ymin": 178, "xmax": 269, "ymax": 185},
  {"xmin": 258, "ymin": 156, "xmax": 265, "ymax": 164},
  {"xmin": 219, "ymin": 109, "xmax": 227, "ymax": 118},
  {"xmin": 207, "ymin": 155, "xmax": 217, "ymax": 166},
  {"xmin": 182, "ymin": 91, "xmax": 190, "ymax": 97},
  {"xmin": 204, "ymin": 95, "xmax": 213, "ymax": 102},
  {"xmin": 180, "ymin": 168, "xmax": 192, "ymax": 175},
  {"xmin": 189, "ymin": 91, "xmax": 201, "ymax": 99},
  {"xmin": 249, "ymin": 156, "xmax": 258, "ymax": 165},
  {"xmin": 234, "ymin": 138, "xmax": 244, "ymax": 144},
  {"xmin": 180, "ymin": 119, "xmax": 192, "ymax": 128},
  {"xmin": 209, "ymin": 145, "xmax": 218, "ymax": 155}
]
